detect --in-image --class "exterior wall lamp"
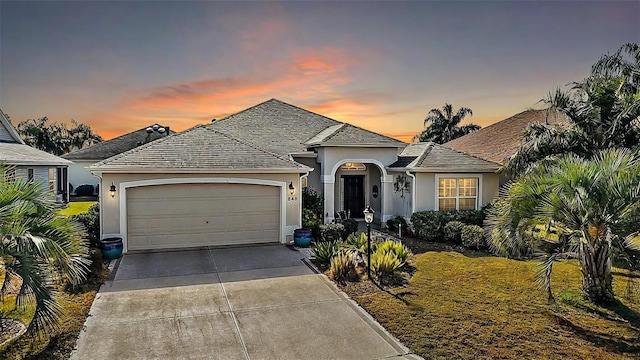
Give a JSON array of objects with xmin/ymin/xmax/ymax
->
[
  {"xmin": 109, "ymin": 182, "xmax": 117, "ymax": 198},
  {"xmin": 363, "ymin": 206, "xmax": 374, "ymax": 279},
  {"xmin": 288, "ymin": 182, "xmax": 295, "ymax": 195}
]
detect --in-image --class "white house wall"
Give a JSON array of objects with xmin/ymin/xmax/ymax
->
[
  {"xmin": 293, "ymin": 157, "xmax": 322, "ymax": 194},
  {"xmin": 99, "ymin": 172, "xmax": 302, "ymax": 244}
]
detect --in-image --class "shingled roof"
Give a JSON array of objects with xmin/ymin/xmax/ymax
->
[
  {"xmin": 444, "ymin": 109, "xmax": 567, "ymax": 164},
  {"xmin": 388, "ymin": 142, "xmax": 500, "ymax": 172},
  {"xmin": 89, "ymin": 125, "xmax": 310, "ymax": 172},
  {"xmin": 62, "ymin": 125, "xmax": 175, "ymax": 161},
  {"xmin": 209, "ymin": 99, "xmax": 405, "ymax": 155}
]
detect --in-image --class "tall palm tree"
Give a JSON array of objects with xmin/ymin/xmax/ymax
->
[
  {"xmin": 487, "ymin": 149, "xmax": 640, "ymax": 303},
  {"xmin": 414, "ymin": 104, "xmax": 480, "ymax": 144},
  {"xmin": 504, "ymin": 43, "xmax": 640, "ymax": 178},
  {"xmin": 0, "ymin": 166, "xmax": 90, "ymax": 335}
]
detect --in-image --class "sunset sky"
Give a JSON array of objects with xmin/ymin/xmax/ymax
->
[{"xmin": 1, "ymin": 1, "xmax": 638, "ymax": 143}]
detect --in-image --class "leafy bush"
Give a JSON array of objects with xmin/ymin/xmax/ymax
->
[
  {"xmin": 411, "ymin": 210, "xmax": 484, "ymax": 241},
  {"xmin": 75, "ymin": 184, "xmax": 95, "ymax": 196},
  {"xmin": 444, "ymin": 221, "xmax": 466, "ymax": 244},
  {"xmin": 341, "ymin": 218, "xmax": 358, "ymax": 238},
  {"xmin": 386, "ymin": 215, "xmax": 408, "ymax": 232},
  {"xmin": 302, "ymin": 187, "xmax": 323, "ymax": 215},
  {"xmin": 330, "ymin": 250, "xmax": 358, "ymax": 284},
  {"xmin": 461, "ymin": 225, "xmax": 485, "ymax": 249},
  {"xmin": 376, "ymin": 239, "xmax": 411, "ymax": 262},
  {"xmin": 319, "ymin": 223, "xmax": 344, "ymax": 242},
  {"xmin": 302, "ymin": 208, "xmax": 322, "ymax": 240},
  {"xmin": 370, "ymin": 250, "xmax": 403, "ymax": 276},
  {"xmin": 311, "ymin": 241, "xmax": 340, "ymax": 264},
  {"xmin": 72, "ymin": 203, "xmax": 100, "ymax": 247}
]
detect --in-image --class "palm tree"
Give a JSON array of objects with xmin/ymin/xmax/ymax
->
[
  {"xmin": 504, "ymin": 43, "xmax": 640, "ymax": 178},
  {"xmin": 414, "ymin": 104, "xmax": 480, "ymax": 144},
  {"xmin": 0, "ymin": 166, "xmax": 90, "ymax": 335},
  {"xmin": 487, "ymin": 149, "xmax": 640, "ymax": 304}
]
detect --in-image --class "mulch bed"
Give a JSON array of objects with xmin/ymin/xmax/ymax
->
[{"xmin": 0, "ymin": 319, "xmax": 26, "ymax": 347}]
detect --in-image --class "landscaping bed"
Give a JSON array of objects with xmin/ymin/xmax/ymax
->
[{"xmin": 337, "ymin": 239, "xmax": 640, "ymax": 360}]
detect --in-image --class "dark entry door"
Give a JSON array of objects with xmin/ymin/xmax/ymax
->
[{"xmin": 343, "ymin": 175, "xmax": 365, "ymax": 218}]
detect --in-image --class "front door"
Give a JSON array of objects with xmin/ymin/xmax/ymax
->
[{"xmin": 343, "ymin": 175, "xmax": 364, "ymax": 218}]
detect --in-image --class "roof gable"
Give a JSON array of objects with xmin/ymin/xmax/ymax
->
[
  {"xmin": 209, "ymin": 99, "xmax": 405, "ymax": 154},
  {"xmin": 0, "ymin": 109, "xmax": 25, "ymax": 144},
  {"xmin": 63, "ymin": 125, "xmax": 174, "ymax": 160},
  {"xmin": 389, "ymin": 142, "xmax": 499, "ymax": 172},
  {"xmin": 444, "ymin": 109, "xmax": 567, "ymax": 164}
]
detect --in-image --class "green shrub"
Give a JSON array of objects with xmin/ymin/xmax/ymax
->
[
  {"xmin": 370, "ymin": 249, "xmax": 403, "ymax": 276},
  {"xmin": 75, "ymin": 184, "xmax": 95, "ymax": 196},
  {"xmin": 71, "ymin": 203, "xmax": 100, "ymax": 247},
  {"xmin": 411, "ymin": 210, "xmax": 484, "ymax": 241},
  {"xmin": 386, "ymin": 215, "xmax": 409, "ymax": 232},
  {"xmin": 311, "ymin": 241, "xmax": 340, "ymax": 264},
  {"xmin": 330, "ymin": 250, "xmax": 358, "ymax": 283},
  {"xmin": 444, "ymin": 221, "xmax": 466, "ymax": 244},
  {"xmin": 376, "ymin": 239, "xmax": 411, "ymax": 262},
  {"xmin": 461, "ymin": 224, "xmax": 485, "ymax": 249},
  {"xmin": 302, "ymin": 187, "xmax": 323, "ymax": 214},
  {"xmin": 319, "ymin": 223, "xmax": 344, "ymax": 242},
  {"xmin": 341, "ymin": 218, "xmax": 359, "ymax": 238}
]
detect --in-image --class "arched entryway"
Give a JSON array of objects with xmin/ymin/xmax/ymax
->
[{"xmin": 324, "ymin": 159, "xmax": 391, "ymax": 225}]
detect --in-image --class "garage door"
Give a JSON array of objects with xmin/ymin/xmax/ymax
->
[{"xmin": 126, "ymin": 183, "xmax": 280, "ymax": 251}]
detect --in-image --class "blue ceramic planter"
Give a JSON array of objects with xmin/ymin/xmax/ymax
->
[
  {"xmin": 293, "ymin": 228, "xmax": 312, "ymax": 247},
  {"xmin": 101, "ymin": 237, "xmax": 123, "ymax": 260}
]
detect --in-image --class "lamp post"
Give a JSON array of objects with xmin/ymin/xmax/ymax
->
[{"xmin": 363, "ymin": 206, "xmax": 374, "ymax": 279}]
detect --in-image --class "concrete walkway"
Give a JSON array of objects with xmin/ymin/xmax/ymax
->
[{"xmin": 72, "ymin": 244, "xmax": 421, "ymax": 360}]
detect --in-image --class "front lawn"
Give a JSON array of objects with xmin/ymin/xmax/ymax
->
[
  {"xmin": 58, "ymin": 201, "xmax": 97, "ymax": 216},
  {"xmin": 347, "ymin": 249, "xmax": 640, "ymax": 359}
]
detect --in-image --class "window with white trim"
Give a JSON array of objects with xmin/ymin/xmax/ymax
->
[{"xmin": 438, "ymin": 177, "xmax": 478, "ymax": 210}]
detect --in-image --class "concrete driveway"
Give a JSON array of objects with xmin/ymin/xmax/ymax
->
[{"xmin": 72, "ymin": 244, "xmax": 420, "ymax": 360}]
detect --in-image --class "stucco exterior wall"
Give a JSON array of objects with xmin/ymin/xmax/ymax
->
[
  {"xmin": 388, "ymin": 171, "xmax": 413, "ymax": 219},
  {"xmin": 414, "ymin": 172, "xmax": 500, "ymax": 212},
  {"xmin": 293, "ymin": 156, "xmax": 322, "ymax": 194},
  {"xmin": 98, "ymin": 172, "xmax": 302, "ymax": 244},
  {"xmin": 68, "ymin": 160, "xmax": 99, "ymax": 192}
]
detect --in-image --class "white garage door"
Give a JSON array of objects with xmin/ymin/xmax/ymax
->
[{"xmin": 126, "ymin": 183, "xmax": 280, "ymax": 251}]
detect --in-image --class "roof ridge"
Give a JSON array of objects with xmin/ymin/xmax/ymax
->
[
  {"xmin": 95, "ymin": 125, "xmax": 202, "ymax": 166},
  {"xmin": 414, "ymin": 142, "xmax": 434, "ymax": 167},
  {"xmin": 340, "ymin": 122, "xmax": 406, "ymax": 145},
  {"xmin": 202, "ymin": 127, "xmax": 305, "ymax": 168}
]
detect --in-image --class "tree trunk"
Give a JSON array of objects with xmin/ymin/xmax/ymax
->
[{"xmin": 579, "ymin": 233, "xmax": 614, "ymax": 303}]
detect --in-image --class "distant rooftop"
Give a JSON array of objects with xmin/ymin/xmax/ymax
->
[{"xmin": 62, "ymin": 124, "xmax": 174, "ymax": 161}]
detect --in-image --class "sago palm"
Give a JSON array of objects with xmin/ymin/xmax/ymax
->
[
  {"xmin": 414, "ymin": 103, "xmax": 480, "ymax": 144},
  {"xmin": 0, "ymin": 166, "xmax": 90, "ymax": 335},
  {"xmin": 487, "ymin": 149, "xmax": 640, "ymax": 304}
]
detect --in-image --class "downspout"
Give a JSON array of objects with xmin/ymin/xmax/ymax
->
[
  {"xmin": 405, "ymin": 170, "xmax": 416, "ymax": 216},
  {"xmin": 90, "ymin": 171, "xmax": 103, "ymax": 240},
  {"xmin": 299, "ymin": 172, "xmax": 310, "ymax": 230}
]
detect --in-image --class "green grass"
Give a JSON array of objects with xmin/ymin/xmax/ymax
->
[
  {"xmin": 58, "ymin": 201, "xmax": 96, "ymax": 216},
  {"xmin": 351, "ymin": 251, "xmax": 640, "ymax": 360}
]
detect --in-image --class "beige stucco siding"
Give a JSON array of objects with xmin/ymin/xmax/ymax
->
[
  {"xmin": 414, "ymin": 172, "xmax": 499, "ymax": 212},
  {"xmin": 98, "ymin": 172, "xmax": 302, "ymax": 246},
  {"xmin": 293, "ymin": 157, "xmax": 322, "ymax": 194}
]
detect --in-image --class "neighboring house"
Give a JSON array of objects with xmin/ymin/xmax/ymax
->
[
  {"xmin": 89, "ymin": 99, "xmax": 501, "ymax": 253},
  {"xmin": 444, "ymin": 109, "xmax": 567, "ymax": 165},
  {"xmin": 62, "ymin": 124, "xmax": 173, "ymax": 195},
  {"xmin": 0, "ymin": 109, "xmax": 72, "ymax": 201}
]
